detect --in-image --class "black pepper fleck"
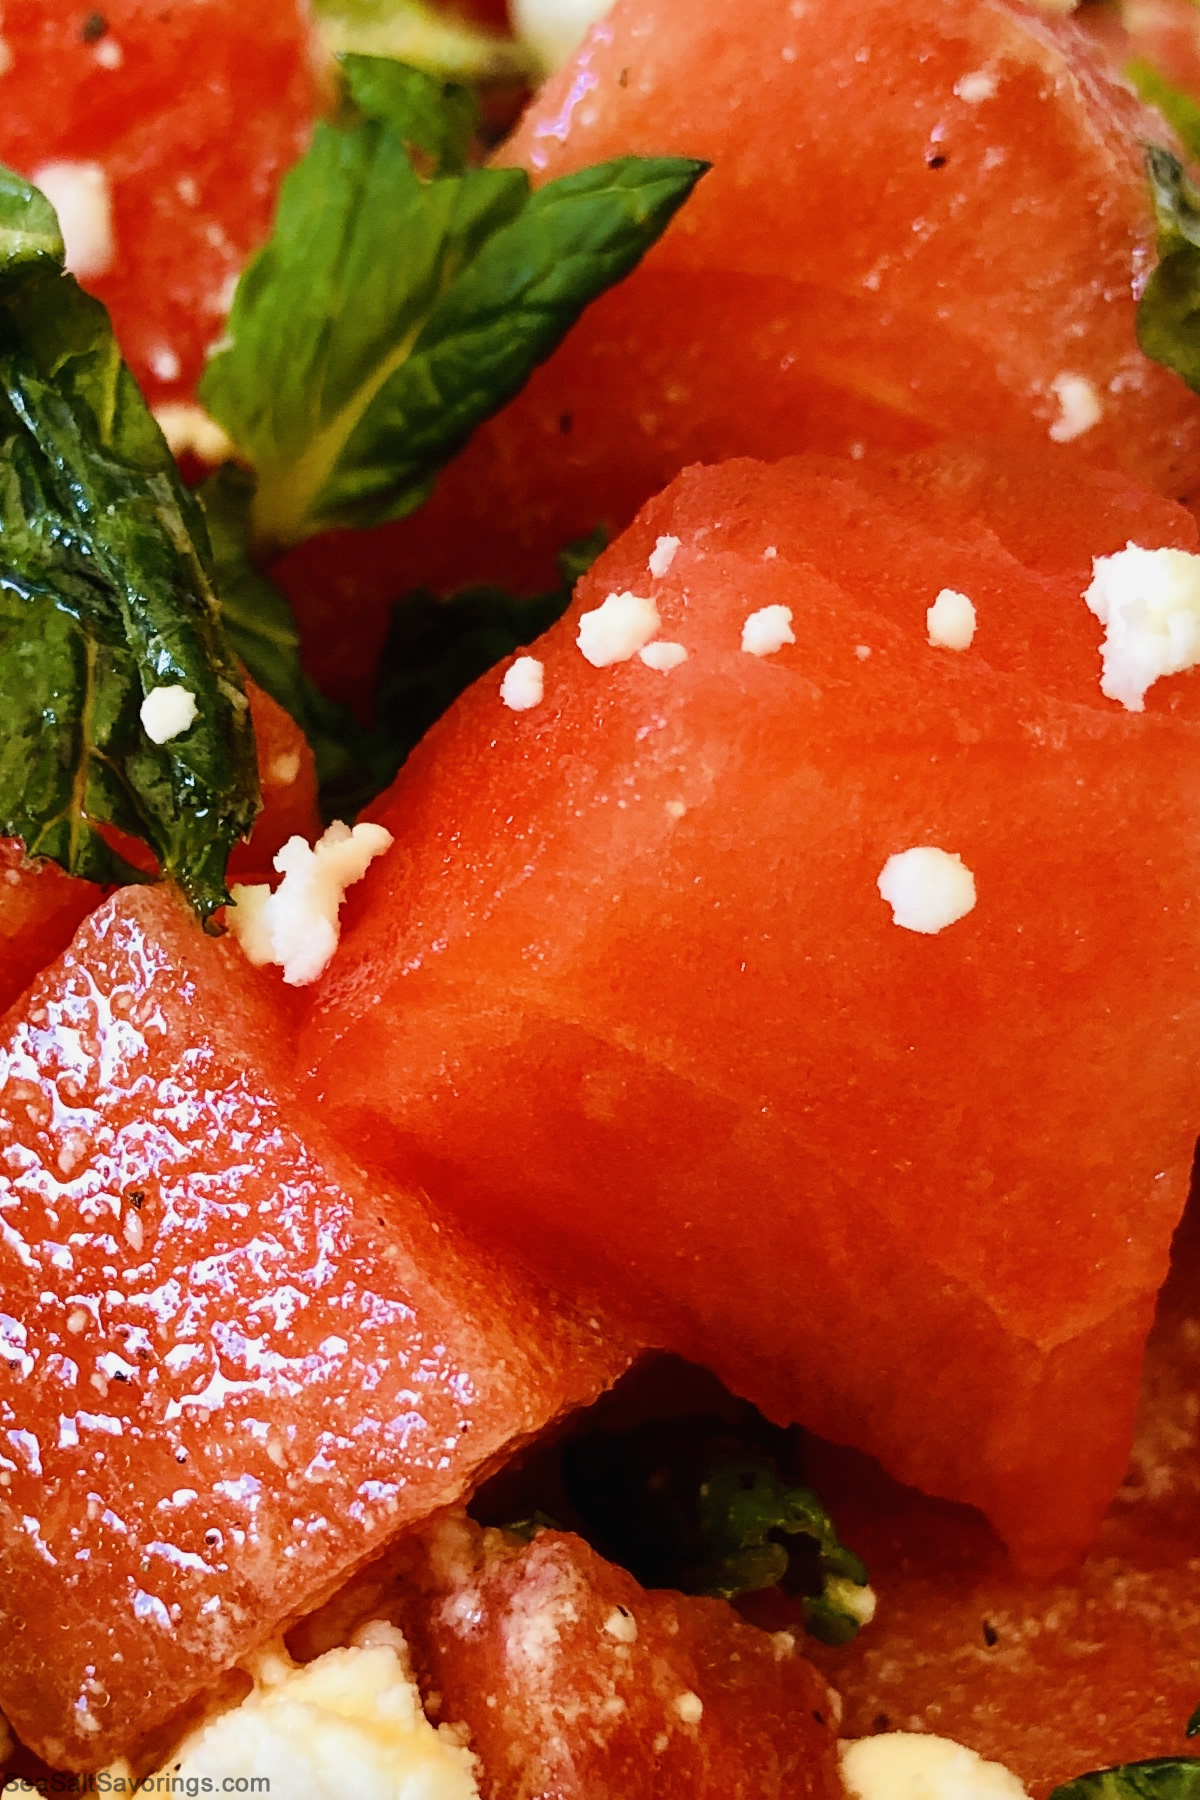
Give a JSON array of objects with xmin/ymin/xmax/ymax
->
[{"xmin": 80, "ymin": 11, "xmax": 108, "ymax": 41}]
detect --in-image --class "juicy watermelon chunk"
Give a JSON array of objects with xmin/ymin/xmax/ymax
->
[
  {"xmin": 293, "ymin": 1511, "xmax": 843, "ymax": 1800},
  {"xmin": 0, "ymin": 886, "xmax": 628, "ymax": 1770},
  {"xmin": 0, "ymin": 0, "xmax": 315, "ymax": 407},
  {"xmin": 282, "ymin": 0, "xmax": 1200, "ymax": 708},
  {"xmin": 303, "ymin": 443, "xmax": 1200, "ymax": 1569}
]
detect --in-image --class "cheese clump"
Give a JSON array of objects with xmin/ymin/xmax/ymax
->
[
  {"xmin": 1048, "ymin": 372, "xmax": 1103, "ymax": 443},
  {"xmin": 1084, "ymin": 542, "xmax": 1200, "ymax": 710},
  {"xmin": 140, "ymin": 684, "xmax": 198, "ymax": 744},
  {"xmin": 926, "ymin": 589, "xmax": 976, "ymax": 651},
  {"xmin": 230, "ymin": 821, "xmax": 393, "ymax": 986},
  {"xmin": 135, "ymin": 1626, "xmax": 479, "ymax": 1800},
  {"xmin": 741, "ymin": 605, "xmax": 795, "ymax": 657},
  {"xmin": 500, "ymin": 655, "xmax": 545, "ymax": 711},
  {"xmin": 841, "ymin": 1733, "xmax": 1029, "ymax": 1800},
  {"xmin": 512, "ymin": 0, "xmax": 611, "ymax": 71},
  {"xmin": 577, "ymin": 591, "xmax": 661, "ymax": 667},
  {"xmin": 877, "ymin": 847, "xmax": 976, "ymax": 935},
  {"xmin": 32, "ymin": 160, "xmax": 115, "ymax": 279}
]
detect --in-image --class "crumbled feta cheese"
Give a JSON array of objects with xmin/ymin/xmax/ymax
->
[
  {"xmin": 1048, "ymin": 372, "xmax": 1103, "ymax": 443},
  {"xmin": 150, "ymin": 345, "xmax": 182, "ymax": 384},
  {"xmin": 267, "ymin": 751, "xmax": 302, "ymax": 789},
  {"xmin": 841, "ymin": 1733, "xmax": 1029, "ymax": 1800},
  {"xmin": 500, "ymin": 655, "xmax": 545, "ymax": 711},
  {"xmin": 877, "ymin": 848, "xmax": 977, "ymax": 935},
  {"xmin": 131, "ymin": 1631, "xmax": 479, "ymax": 1800},
  {"xmin": 1084, "ymin": 542, "xmax": 1200, "ymax": 710},
  {"xmin": 94, "ymin": 36, "xmax": 124, "ymax": 69},
  {"xmin": 512, "ymin": 0, "xmax": 612, "ymax": 71},
  {"xmin": 826, "ymin": 1577, "xmax": 877, "ymax": 1626},
  {"xmin": 639, "ymin": 641, "xmax": 688, "ymax": 671},
  {"xmin": 603, "ymin": 1606, "xmax": 638, "ymax": 1644},
  {"xmin": 763, "ymin": 545, "xmax": 778, "ymax": 560},
  {"xmin": 228, "ymin": 821, "xmax": 393, "ymax": 988},
  {"xmin": 648, "ymin": 535, "xmax": 681, "ymax": 578},
  {"xmin": 741, "ymin": 605, "xmax": 795, "ymax": 657},
  {"xmin": 140, "ymin": 685, "xmax": 198, "ymax": 745},
  {"xmin": 955, "ymin": 68, "xmax": 997, "ymax": 102},
  {"xmin": 31, "ymin": 160, "xmax": 115, "ymax": 280},
  {"xmin": 926, "ymin": 588, "xmax": 976, "ymax": 651},
  {"xmin": 673, "ymin": 1691, "xmax": 704, "ymax": 1726},
  {"xmin": 577, "ymin": 592, "xmax": 661, "ymax": 667},
  {"xmin": 151, "ymin": 402, "xmax": 234, "ymax": 466},
  {"xmin": 854, "ymin": 644, "xmax": 872, "ymax": 660}
]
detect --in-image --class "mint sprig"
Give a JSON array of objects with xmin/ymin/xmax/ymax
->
[
  {"xmin": 1136, "ymin": 145, "xmax": 1200, "ymax": 394},
  {"xmin": 0, "ymin": 171, "xmax": 259, "ymax": 918},
  {"xmin": 200, "ymin": 55, "xmax": 706, "ymax": 550},
  {"xmin": 1050, "ymin": 1760, "xmax": 1200, "ymax": 1800}
]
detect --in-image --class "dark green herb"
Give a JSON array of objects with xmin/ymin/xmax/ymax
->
[
  {"xmin": 0, "ymin": 169, "xmax": 258, "ymax": 917},
  {"xmin": 200, "ymin": 55, "xmax": 706, "ymax": 550},
  {"xmin": 1137, "ymin": 145, "xmax": 1200, "ymax": 395},
  {"xmin": 1186, "ymin": 1706, "xmax": 1200, "ymax": 1740},
  {"xmin": 1050, "ymin": 1760, "xmax": 1200, "ymax": 1800}
]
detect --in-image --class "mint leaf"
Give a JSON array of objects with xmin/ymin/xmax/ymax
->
[
  {"xmin": 200, "ymin": 55, "xmax": 706, "ymax": 549},
  {"xmin": 1128, "ymin": 62, "xmax": 1200, "ymax": 163},
  {"xmin": 1137, "ymin": 145, "xmax": 1200, "ymax": 393},
  {"xmin": 562, "ymin": 1416, "xmax": 872, "ymax": 1645},
  {"xmin": 0, "ymin": 171, "xmax": 259, "ymax": 918},
  {"xmin": 1188, "ymin": 1707, "xmax": 1200, "ymax": 1740},
  {"xmin": 1050, "ymin": 1761, "xmax": 1200, "ymax": 1800}
]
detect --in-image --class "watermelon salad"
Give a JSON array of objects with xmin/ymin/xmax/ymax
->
[{"xmin": 6, "ymin": 0, "xmax": 1200, "ymax": 1795}]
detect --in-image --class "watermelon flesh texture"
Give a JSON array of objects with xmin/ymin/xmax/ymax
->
[
  {"xmin": 304, "ymin": 445, "xmax": 1200, "ymax": 1570},
  {"xmin": 281, "ymin": 0, "xmax": 1200, "ymax": 709},
  {"xmin": 0, "ymin": 0, "xmax": 315, "ymax": 408},
  {"xmin": 291, "ymin": 1511, "xmax": 843, "ymax": 1800},
  {"xmin": 0, "ymin": 679, "xmax": 319, "ymax": 1019},
  {"xmin": 0, "ymin": 886, "xmax": 629, "ymax": 1770}
]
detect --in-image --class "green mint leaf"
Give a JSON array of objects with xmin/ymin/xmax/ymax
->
[
  {"xmin": 562, "ymin": 1416, "xmax": 872, "ymax": 1645},
  {"xmin": 341, "ymin": 49, "xmax": 477, "ymax": 170},
  {"xmin": 0, "ymin": 171, "xmax": 259, "ymax": 919},
  {"xmin": 313, "ymin": 0, "xmax": 532, "ymax": 86},
  {"xmin": 1050, "ymin": 1760, "xmax": 1200, "ymax": 1800},
  {"xmin": 1187, "ymin": 1706, "xmax": 1200, "ymax": 1741},
  {"xmin": 1128, "ymin": 62, "xmax": 1200, "ymax": 164},
  {"xmin": 200, "ymin": 56, "xmax": 706, "ymax": 548},
  {"xmin": 1136, "ymin": 145, "xmax": 1200, "ymax": 394}
]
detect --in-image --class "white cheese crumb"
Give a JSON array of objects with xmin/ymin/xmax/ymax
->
[
  {"xmin": 854, "ymin": 644, "xmax": 872, "ymax": 660},
  {"xmin": 150, "ymin": 345, "xmax": 182, "ymax": 384},
  {"xmin": 1048, "ymin": 372, "xmax": 1103, "ymax": 443},
  {"xmin": 955, "ymin": 68, "xmax": 997, "ymax": 102},
  {"xmin": 32, "ymin": 160, "xmax": 115, "ymax": 280},
  {"xmin": 577, "ymin": 591, "xmax": 661, "ymax": 667},
  {"xmin": 673, "ymin": 1691, "xmax": 704, "ymax": 1726},
  {"xmin": 140, "ymin": 685, "xmax": 198, "ymax": 745},
  {"xmin": 926, "ymin": 588, "xmax": 976, "ymax": 651},
  {"xmin": 826, "ymin": 1577, "xmax": 878, "ymax": 1626},
  {"xmin": 228, "ymin": 821, "xmax": 393, "ymax": 988},
  {"xmin": 763, "ymin": 545, "xmax": 778, "ymax": 560},
  {"xmin": 151, "ymin": 402, "xmax": 233, "ymax": 466},
  {"xmin": 129, "ymin": 1632, "xmax": 480, "ymax": 1800},
  {"xmin": 877, "ymin": 847, "xmax": 977, "ymax": 935},
  {"xmin": 512, "ymin": 0, "xmax": 612, "ymax": 72},
  {"xmin": 639, "ymin": 641, "xmax": 688, "ymax": 671},
  {"xmin": 648, "ymin": 535, "xmax": 681, "ymax": 578},
  {"xmin": 1084, "ymin": 542, "xmax": 1200, "ymax": 710},
  {"xmin": 267, "ymin": 751, "xmax": 302, "ymax": 789},
  {"xmin": 741, "ymin": 604, "xmax": 795, "ymax": 657},
  {"xmin": 603, "ymin": 1606, "xmax": 638, "ymax": 1644},
  {"xmin": 499, "ymin": 655, "xmax": 545, "ymax": 711},
  {"xmin": 94, "ymin": 37, "xmax": 124, "ymax": 69},
  {"xmin": 841, "ymin": 1733, "xmax": 1029, "ymax": 1800}
]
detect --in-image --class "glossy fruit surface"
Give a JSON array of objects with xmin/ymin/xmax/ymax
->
[
  {"xmin": 305, "ymin": 443, "xmax": 1200, "ymax": 1567},
  {"xmin": 0, "ymin": 0, "xmax": 314, "ymax": 406},
  {"xmin": 0, "ymin": 886, "xmax": 627, "ymax": 1769}
]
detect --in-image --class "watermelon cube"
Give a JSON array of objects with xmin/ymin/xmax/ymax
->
[
  {"xmin": 304, "ymin": 444, "xmax": 1200, "ymax": 1569},
  {"xmin": 0, "ymin": 887, "xmax": 628, "ymax": 1769}
]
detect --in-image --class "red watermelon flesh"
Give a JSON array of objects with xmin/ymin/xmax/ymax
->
[
  {"xmin": 0, "ymin": 0, "xmax": 315, "ymax": 408},
  {"xmin": 0, "ymin": 680, "xmax": 319, "ymax": 1019},
  {"xmin": 303, "ymin": 446, "xmax": 1200, "ymax": 1569},
  {"xmin": 281, "ymin": 0, "xmax": 1200, "ymax": 708},
  {"xmin": 0, "ymin": 886, "xmax": 629, "ymax": 1770},
  {"xmin": 291, "ymin": 1511, "xmax": 843, "ymax": 1800}
]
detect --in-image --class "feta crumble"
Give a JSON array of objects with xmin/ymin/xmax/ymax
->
[
  {"xmin": 1047, "ymin": 372, "xmax": 1103, "ymax": 443},
  {"xmin": 31, "ymin": 160, "xmax": 115, "ymax": 280},
  {"xmin": 955, "ymin": 68, "xmax": 997, "ymax": 102},
  {"xmin": 741, "ymin": 605, "xmax": 795, "ymax": 657},
  {"xmin": 841, "ymin": 1733, "xmax": 1029, "ymax": 1800},
  {"xmin": 603, "ymin": 1606, "xmax": 638, "ymax": 1644},
  {"xmin": 577, "ymin": 591, "xmax": 661, "ymax": 667},
  {"xmin": 673, "ymin": 1691, "xmax": 704, "ymax": 1725},
  {"xmin": 229, "ymin": 821, "xmax": 393, "ymax": 987},
  {"xmin": 140, "ymin": 685, "xmax": 198, "ymax": 745},
  {"xmin": 512, "ymin": 0, "xmax": 612, "ymax": 71},
  {"xmin": 877, "ymin": 848, "xmax": 976, "ymax": 935},
  {"xmin": 500, "ymin": 656, "xmax": 545, "ymax": 711},
  {"xmin": 648, "ymin": 535, "xmax": 681, "ymax": 578},
  {"xmin": 1084, "ymin": 542, "xmax": 1200, "ymax": 710},
  {"xmin": 926, "ymin": 588, "xmax": 976, "ymax": 651},
  {"xmin": 640, "ymin": 641, "xmax": 688, "ymax": 671},
  {"xmin": 127, "ymin": 1628, "xmax": 480, "ymax": 1800},
  {"xmin": 151, "ymin": 402, "xmax": 234, "ymax": 465}
]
